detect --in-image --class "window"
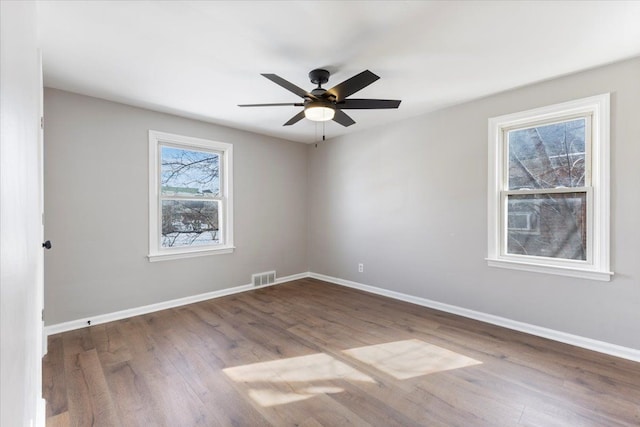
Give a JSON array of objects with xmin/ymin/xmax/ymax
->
[
  {"xmin": 148, "ymin": 131, "xmax": 233, "ymax": 261},
  {"xmin": 487, "ymin": 94, "xmax": 611, "ymax": 281}
]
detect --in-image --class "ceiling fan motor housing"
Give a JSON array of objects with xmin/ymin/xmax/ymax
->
[
  {"xmin": 311, "ymin": 88, "xmax": 330, "ymax": 98},
  {"xmin": 304, "ymin": 98, "xmax": 335, "ymax": 109}
]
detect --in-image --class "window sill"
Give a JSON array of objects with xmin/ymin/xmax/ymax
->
[
  {"xmin": 148, "ymin": 246, "xmax": 235, "ymax": 262},
  {"xmin": 486, "ymin": 258, "xmax": 613, "ymax": 282}
]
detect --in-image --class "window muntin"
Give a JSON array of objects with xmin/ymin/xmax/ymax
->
[
  {"xmin": 149, "ymin": 131, "xmax": 233, "ymax": 261},
  {"xmin": 487, "ymin": 94, "xmax": 611, "ymax": 281}
]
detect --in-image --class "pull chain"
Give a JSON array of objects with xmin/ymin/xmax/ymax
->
[{"xmin": 314, "ymin": 121, "xmax": 327, "ymax": 148}]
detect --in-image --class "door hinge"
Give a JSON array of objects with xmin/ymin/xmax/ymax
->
[
  {"xmin": 41, "ymin": 309, "xmax": 44, "ymax": 322},
  {"xmin": 40, "ymin": 116, "xmax": 44, "ymax": 129}
]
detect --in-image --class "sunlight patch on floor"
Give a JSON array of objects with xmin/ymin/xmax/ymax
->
[
  {"xmin": 223, "ymin": 340, "xmax": 481, "ymax": 407},
  {"xmin": 246, "ymin": 386, "xmax": 345, "ymax": 407},
  {"xmin": 223, "ymin": 353, "xmax": 373, "ymax": 407},
  {"xmin": 247, "ymin": 388, "xmax": 314, "ymax": 407},
  {"xmin": 223, "ymin": 352, "xmax": 375, "ymax": 383},
  {"xmin": 343, "ymin": 338, "xmax": 482, "ymax": 379}
]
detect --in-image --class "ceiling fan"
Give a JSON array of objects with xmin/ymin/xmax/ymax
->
[{"xmin": 238, "ymin": 69, "xmax": 401, "ymax": 127}]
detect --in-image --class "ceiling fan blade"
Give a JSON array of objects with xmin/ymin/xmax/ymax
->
[
  {"xmin": 261, "ymin": 74, "xmax": 316, "ymax": 100},
  {"xmin": 238, "ymin": 102, "xmax": 304, "ymax": 107},
  {"xmin": 338, "ymin": 99, "xmax": 401, "ymax": 109},
  {"xmin": 283, "ymin": 111, "xmax": 306, "ymax": 126},
  {"xmin": 332, "ymin": 109, "xmax": 356, "ymax": 127},
  {"xmin": 327, "ymin": 70, "xmax": 380, "ymax": 101}
]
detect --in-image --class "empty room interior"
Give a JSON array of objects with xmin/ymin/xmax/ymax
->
[{"xmin": 3, "ymin": 1, "xmax": 640, "ymax": 426}]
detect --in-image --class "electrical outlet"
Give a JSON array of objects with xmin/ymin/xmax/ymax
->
[{"xmin": 358, "ymin": 263, "xmax": 364, "ymax": 273}]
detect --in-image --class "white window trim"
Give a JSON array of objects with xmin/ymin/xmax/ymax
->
[
  {"xmin": 148, "ymin": 130, "xmax": 234, "ymax": 262},
  {"xmin": 487, "ymin": 94, "xmax": 612, "ymax": 281}
]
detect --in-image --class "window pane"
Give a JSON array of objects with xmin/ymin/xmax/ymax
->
[
  {"xmin": 161, "ymin": 146, "xmax": 220, "ymax": 196},
  {"xmin": 508, "ymin": 118, "xmax": 586, "ymax": 190},
  {"xmin": 161, "ymin": 200, "xmax": 219, "ymax": 248},
  {"xmin": 507, "ymin": 192, "xmax": 586, "ymax": 260}
]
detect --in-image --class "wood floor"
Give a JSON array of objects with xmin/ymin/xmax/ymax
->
[{"xmin": 43, "ymin": 278, "xmax": 640, "ymax": 426}]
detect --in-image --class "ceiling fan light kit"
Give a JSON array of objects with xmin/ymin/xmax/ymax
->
[
  {"xmin": 239, "ymin": 68, "xmax": 401, "ymax": 127},
  {"xmin": 304, "ymin": 103, "xmax": 335, "ymax": 122}
]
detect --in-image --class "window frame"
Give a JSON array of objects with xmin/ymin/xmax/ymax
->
[
  {"xmin": 148, "ymin": 130, "xmax": 234, "ymax": 262},
  {"xmin": 487, "ymin": 94, "xmax": 612, "ymax": 281}
]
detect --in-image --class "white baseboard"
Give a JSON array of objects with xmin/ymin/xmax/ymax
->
[
  {"xmin": 308, "ymin": 272, "xmax": 640, "ymax": 363},
  {"xmin": 44, "ymin": 272, "xmax": 308, "ymax": 336},
  {"xmin": 44, "ymin": 270, "xmax": 640, "ymax": 363}
]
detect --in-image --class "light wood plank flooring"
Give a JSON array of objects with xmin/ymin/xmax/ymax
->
[{"xmin": 43, "ymin": 278, "xmax": 640, "ymax": 426}]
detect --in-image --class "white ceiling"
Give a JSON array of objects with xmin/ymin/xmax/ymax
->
[{"xmin": 36, "ymin": 1, "xmax": 640, "ymax": 144}]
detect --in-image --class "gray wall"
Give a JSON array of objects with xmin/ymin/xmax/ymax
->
[
  {"xmin": 308, "ymin": 58, "xmax": 640, "ymax": 350},
  {"xmin": 44, "ymin": 89, "xmax": 308, "ymax": 325}
]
